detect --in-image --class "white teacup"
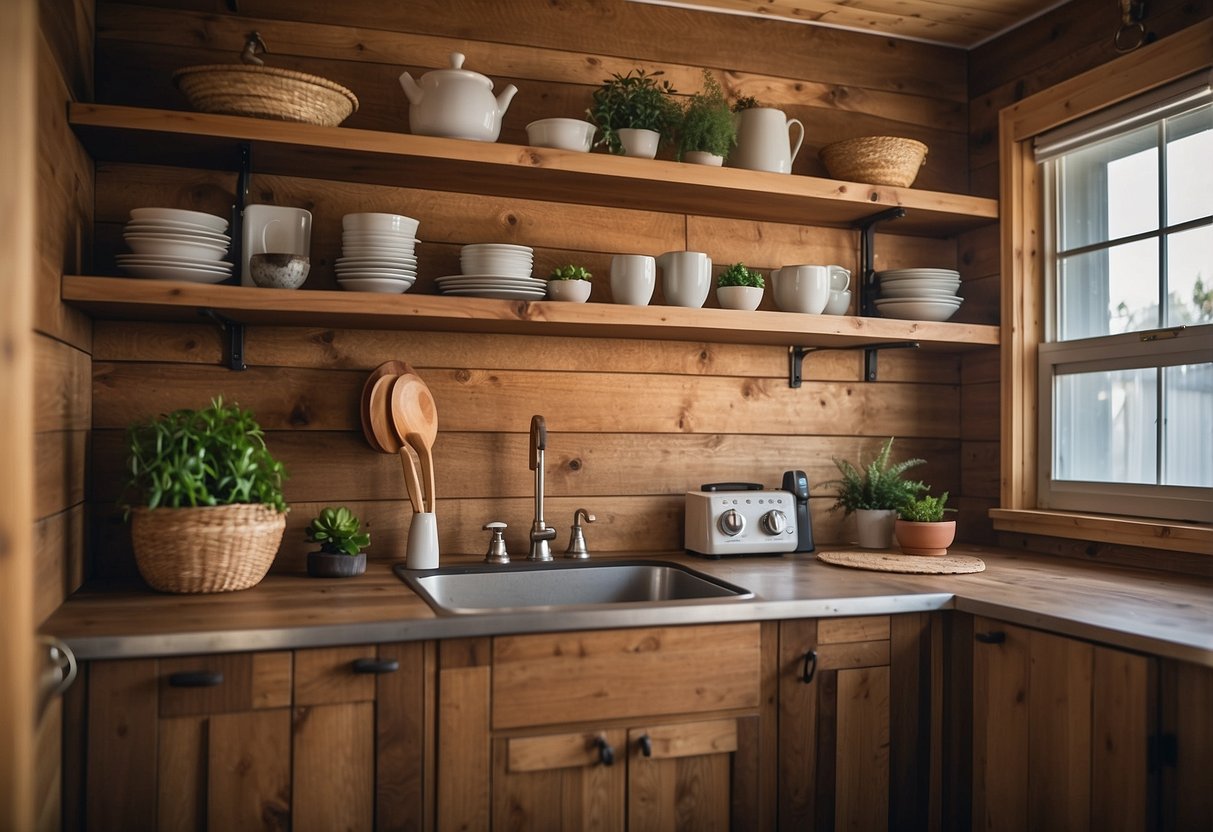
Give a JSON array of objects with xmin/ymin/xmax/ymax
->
[
  {"xmin": 771, "ymin": 265, "xmax": 831, "ymax": 314},
  {"xmin": 829, "ymin": 266, "xmax": 852, "ymax": 292},
  {"xmin": 823, "ymin": 288, "xmax": 852, "ymax": 315},
  {"xmin": 610, "ymin": 254, "xmax": 656, "ymax": 305},
  {"xmin": 657, "ymin": 251, "xmax": 712, "ymax": 308},
  {"xmin": 242, "ymin": 205, "xmax": 312, "ymax": 287}
]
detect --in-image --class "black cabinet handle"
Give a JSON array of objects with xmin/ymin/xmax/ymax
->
[
  {"xmin": 975, "ymin": 631, "xmax": 1007, "ymax": 644},
  {"xmin": 594, "ymin": 736, "xmax": 615, "ymax": 767},
  {"xmin": 638, "ymin": 734, "xmax": 652, "ymax": 758},
  {"xmin": 168, "ymin": 670, "xmax": 224, "ymax": 688},
  {"xmin": 800, "ymin": 649, "xmax": 818, "ymax": 684},
  {"xmin": 352, "ymin": 658, "xmax": 399, "ymax": 674}
]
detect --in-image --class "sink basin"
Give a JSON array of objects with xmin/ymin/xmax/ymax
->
[{"xmin": 395, "ymin": 559, "xmax": 753, "ymax": 615}]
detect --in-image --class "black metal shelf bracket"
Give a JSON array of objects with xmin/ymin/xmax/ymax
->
[
  {"xmin": 199, "ymin": 308, "xmax": 247, "ymax": 371},
  {"xmin": 854, "ymin": 207, "xmax": 907, "ymax": 318},
  {"xmin": 789, "ymin": 340, "xmax": 920, "ymax": 387},
  {"xmin": 230, "ymin": 141, "xmax": 251, "ymax": 287}
]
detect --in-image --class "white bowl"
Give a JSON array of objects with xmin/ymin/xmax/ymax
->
[
  {"xmin": 546, "ymin": 279, "xmax": 592, "ymax": 302},
  {"xmin": 461, "ymin": 243, "xmax": 533, "ymax": 254},
  {"xmin": 129, "ymin": 207, "xmax": 228, "ymax": 233},
  {"xmin": 526, "ymin": 118, "xmax": 596, "ymax": 152},
  {"xmin": 341, "ymin": 213, "xmax": 420, "ymax": 235},
  {"xmin": 873, "ymin": 298, "xmax": 963, "ymax": 321},
  {"xmin": 124, "ymin": 236, "xmax": 229, "ymax": 260},
  {"xmin": 880, "ymin": 285, "xmax": 961, "ymax": 299},
  {"xmin": 823, "ymin": 289, "xmax": 851, "ymax": 315},
  {"xmin": 337, "ymin": 276, "xmax": 415, "ymax": 293}
]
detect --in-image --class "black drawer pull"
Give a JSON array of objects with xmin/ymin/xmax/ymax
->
[
  {"xmin": 168, "ymin": 670, "xmax": 224, "ymax": 688},
  {"xmin": 800, "ymin": 649, "xmax": 818, "ymax": 684},
  {"xmin": 975, "ymin": 631, "xmax": 1007, "ymax": 644},
  {"xmin": 352, "ymin": 658, "xmax": 399, "ymax": 674},
  {"xmin": 594, "ymin": 736, "xmax": 615, "ymax": 767},
  {"xmin": 638, "ymin": 734, "xmax": 652, "ymax": 758}
]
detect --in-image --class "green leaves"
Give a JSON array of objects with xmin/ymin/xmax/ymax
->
[
  {"xmin": 823, "ymin": 437, "xmax": 927, "ymax": 514},
  {"xmin": 717, "ymin": 262, "xmax": 764, "ymax": 288},
  {"xmin": 122, "ymin": 397, "xmax": 288, "ymax": 516},
  {"xmin": 307, "ymin": 506, "xmax": 371, "ymax": 556},
  {"xmin": 898, "ymin": 492, "xmax": 954, "ymax": 522},
  {"xmin": 587, "ymin": 69, "xmax": 680, "ymax": 155},
  {"xmin": 678, "ymin": 71, "xmax": 737, "ymax": 160},
  {"xmin": 549, "ymin": 264, "xmax": 592, "ymax": 281}
]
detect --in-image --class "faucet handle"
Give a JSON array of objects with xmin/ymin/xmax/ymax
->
[
  {"xmin": 529, "ymin": 415, "xmax": 546, "ymax": 470},
  {"xmin": 483, "ymin": 521, "xmax": 509, "ymax": 564},
  {"xmin": 564, "ymin": 508, "xmax": 596, "ymax": 559}
]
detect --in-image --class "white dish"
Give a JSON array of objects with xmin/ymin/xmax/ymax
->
[
  {"xmin": 341, "ymin": 213, "xmax": 420, "ymax": 235},
  {"xmin": 526, "ymin": 118, "xmax": 596, "ymax": 152},
  {"xmin": 878, "ymin": 275, "xmax": 961, "ymax": 286},
  {"xmin": 877, "ymin": 268, "xmax": 960, "ymax": 278},
  {"xmin": 336, "ymin": 269, "xmax": 418, "ymax": 279},
  {"xmin": 123, "ymin": 225, "xmax": 232, "ymax": 243},
  {"xmin": 341, "ymin": 244, "xmax": 417, "ymax": 255},
  {"xmin": 342, "ymin": 231, "xmax": 418, "ymax": 244},
  {"xmin": 461, "ymin": 243, "xmax": 533, "ymax": 254},
  {"xmin": 118, "ymin": 263, "xmax": 233, "ymax": 283},
  {"xmin": 116, "ymin": 254, "xmax": 232, "ymax": 272},
  {"xmin": 337, "ymin": 277, "xmax": 415, "ymax": 293},
  {"xmin": 437, "ymin": 274, "xmax": 546, "ymax": 287},
  {"xmin": 879, "ymin": 285, "xmax": 962, "ymax": 299},
  {"xmin": 441, "ymin": 287, "xmax": 546, "ymax": 299},
  {"xmin": 873, "ymin": 298, "xmax": 963, "ymax": 321},
  {"xmin": 335, "ymin": 256, "xmax": 418, "ymax": 267},
  {"xmin": 130, "ymin": 207, "xmax": 228, "ymax": 233},
  {"xmin": 124, "ymin": 236, "xmax": 229, "ymax": 259}
]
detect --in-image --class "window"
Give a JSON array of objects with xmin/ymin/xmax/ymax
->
[{"xmin": 1035, "ymin": 72, "xmax": 1212, "ymax": 523}]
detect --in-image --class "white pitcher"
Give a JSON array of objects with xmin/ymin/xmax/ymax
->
[{"xmin": 730, "ymin": 107, "xmax": 804, "ymax": 174}]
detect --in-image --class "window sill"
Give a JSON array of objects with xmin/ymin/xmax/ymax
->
[{"xmin": 989, "ymin": 509, "xmax": 1212, "ymax": 556}]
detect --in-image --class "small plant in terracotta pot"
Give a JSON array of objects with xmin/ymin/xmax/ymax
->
[
  {"xmin": 716, "ymin": 262, "xmax": 764, "ymax": 310},
  {"xmin": 547, "ymin": 264, "xmax": 593, "ymax": 302},
  {"xmin": 822, "ymin": 437, "xmax": 926, "ymax": 548},
  {"xmin": 895, "ymin": 492, "xmax": 957, "ymax": 556},
  {"xmin": 306, "ymin": 506, "xmax": 371, "ymax": 577}
]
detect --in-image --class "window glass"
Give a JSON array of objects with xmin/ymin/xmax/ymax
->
[
  {"xmin": 1163, "ymin": 362, "xmax": 1213, "ymax": 487},
  {"xmin": 1054, "ymin": 368, "xmax": 1156, "ymax": 484},
  {"xmin": 1168, "ymin": 224, "xmax": 1213, "ymax": 326},
  {"xmin": 1060, "ymin": 125, "xmax": 1158, "ymax": 250},
  {"xmin": 1166, "ymin": 104, "xmax": 1213, "ymax": 226},
  {"xmin": 1058, "ymin": 238, "xmax": 1158, "ymax": 339}
]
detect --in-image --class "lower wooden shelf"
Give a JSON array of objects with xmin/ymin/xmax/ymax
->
[{"xmin": 62, "ymin": 275, "xmax": 1000, "ymax": 350}]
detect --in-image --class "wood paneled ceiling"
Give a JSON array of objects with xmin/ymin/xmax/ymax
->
[{"xmin": 628, "ymin": 0, "xmax": 1068, "ymax": 47}]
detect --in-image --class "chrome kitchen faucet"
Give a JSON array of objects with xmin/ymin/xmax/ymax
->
[{"xmin": 528, "ymin": 415, "xmax": 557, "ymax": 561}]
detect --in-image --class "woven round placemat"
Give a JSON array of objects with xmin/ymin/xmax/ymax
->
[{"xmin": 816, "ymin": 549, "xmax": 985, "ymax": 574}]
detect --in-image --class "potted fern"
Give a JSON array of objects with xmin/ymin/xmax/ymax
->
[
  {"xmin": 822, "ymin": 437, "xmax": 926, "ymax": 548},
  {"xmin": 716, "ymin": 262, "xmax": 764, "ymax": 310},
  {"xmin": 587, "ymin": 68, "xmax": 679, "ymax": 158},
  {"xmin": 895, "ymin": 492, "xmax": 957, "ymax": 555},
  {"xmin": 122, "ymin": 397, "xmax": 288, "ymax": 593},
  {"xmin": 306, "ymin": 506, "xmax": 372, "ymax": 577},
  {"xmin": 677, "ymin": 71, "xmax": 737, "ymax": 166}
]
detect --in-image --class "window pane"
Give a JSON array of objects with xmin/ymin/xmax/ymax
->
[
  {"xmin": 1163, "ymin": 363, "xmax": 1213, "ymax": 487},
  {"xmin": 1166, "ymin": 104, "xmax": 1213, "ymax": 226},
  {"xmin": 1167, "ymin": 223, "xmax": 1213, "ymax": 326},
  {"xmin": 1060, "ymin": 125, "xmax": 1158, "ymax": 251},
  {"xmin": 1059, "ymin": 238, "xmax": 1159, "ymax": 339},
  {"xmin": 1055, "ymin": 368, "xmax": 1156, "ymax": 484}
]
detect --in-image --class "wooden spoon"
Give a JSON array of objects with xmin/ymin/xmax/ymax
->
[
  {"xmin": 390, "ymin": 371, "xmax": 439, "ymax": 514},
  {"xmin": 360, "ymin": 360, "xmax": 408, "ymax": 452},
  {"xmin": 369, "ymin": 373, "xmax": 425, "ymax": 513}
]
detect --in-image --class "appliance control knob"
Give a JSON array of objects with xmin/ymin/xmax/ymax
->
[
  {"xmin": 718, "ymin": 509, "xmax": 745, "ymax": 537},
  {"xmin": 760, "ymin": 510, "xmax": 788, "ymax": 536}
]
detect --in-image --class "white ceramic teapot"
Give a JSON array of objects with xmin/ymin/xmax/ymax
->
[{"xmin": 399, "ymin": 52, "xmax": 518, "ymax": 142}]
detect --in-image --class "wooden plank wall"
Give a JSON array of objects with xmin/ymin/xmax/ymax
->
[
  {"xmin": 956, "ymin": 0, "xmax": 1213, "ymax": 548},
  {"xmin": 87, "ymin": 0, "xmax": 985, "ymax": 578}
]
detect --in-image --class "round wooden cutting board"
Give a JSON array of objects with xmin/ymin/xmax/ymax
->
[{"xmin": 816, "ymin": 549, "xmax": 986, "ymax": 574}]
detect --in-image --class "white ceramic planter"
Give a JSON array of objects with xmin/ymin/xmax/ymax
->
[
  {"xmin": 546, "ymin": 279, "xmax": 592, "ymax": 302},
  {"xmin": 617, "ymin": 128, "xmax": 660, "ymax": 159},
  {"xmin": 683, "ymin": 150, "xmax": 724, "ymax": 166},
  {"xmin": 716, "ymin": 285, "xmax": 763, "ymax": 310},
  {"xmin": 855, "ymin": 508, "xmax": 898, "ymax": 548}
]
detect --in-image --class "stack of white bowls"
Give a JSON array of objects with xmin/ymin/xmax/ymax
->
[
  {"xmin": 872, "ymin": 268, "xmax": 963, "ymax": 321},
  {"xmin": 436, "ymin": 243, "xmax": 545, "ymax": 300},
  {"xmin": 117, "ymin": 208, "xmax": 232, "ymax": 284},
  {"xmin": 337, "ymin": 213, "xmax": 419, "ymax": 293}
]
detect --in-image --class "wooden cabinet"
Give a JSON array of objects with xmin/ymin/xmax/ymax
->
[
  {"xmin": 81, "ymin": 643, "xmax": 433, "ymax": 831},
  {"xmin": 436, "ymin": 622, "xmax": 772, "ymax": 832},
  {"xmin": 777, "ymin": 613, "xmax": 934, "ymax": 831}
]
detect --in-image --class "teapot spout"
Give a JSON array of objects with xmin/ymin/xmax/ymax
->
[
  {"xmin": 399, "ymin": 71, "xmax": 422, "ymax": 105},
  {"xmin": 496, "ymin": 84, "xmax": 519, "ymax": 116}
]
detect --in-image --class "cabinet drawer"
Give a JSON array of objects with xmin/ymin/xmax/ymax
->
[
  {"xmin": 294, "ymin": 645, "xmax": 383, "ymax": 706},
  {"xmin": 159, "ymin": 651, "xmax": 291, "ymax": 717},
  {"xmin": 492, "ymin": 623, "xmax": 761, "ymax": 729}
]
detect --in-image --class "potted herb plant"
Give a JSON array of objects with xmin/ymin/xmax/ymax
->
[
  {"xmin": 822, "ymin": 437, "xmax": 926, "ymax": 548},
  {"xmin": 547, "ymin": 264, "xmax": 593, "ymax": 302},
  {"xmin": 716, "ymin": 262, "xmax": 764, "ymax": 310},
  {"xmin": 587, "ymin": 68, "xmax": 679, "ymax": 158},
  {"xmin": 894, "ymin": 492, "xmax": 957, "ymax": 556},
  {"xmin": 677, "ymin": 71, "xmax": 737, "ymax": 166},
  {"xmin": 122, "ymin": 397, "xmax": 288, "ymax": 593},
  {"xmin": 306, "ymin": 506, "xmax": 372, "ymax": 577}
]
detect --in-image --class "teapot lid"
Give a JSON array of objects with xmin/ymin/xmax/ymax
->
[{"xmin": 422, "ymin": 52, "xmax": 494, "ymax": 89}]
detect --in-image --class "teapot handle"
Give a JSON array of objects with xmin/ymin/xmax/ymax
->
[{"xmin": 786, "ymin": 119, "xmax": 805, "ymax": 165}]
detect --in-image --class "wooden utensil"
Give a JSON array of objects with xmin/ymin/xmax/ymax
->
[
  {"xmin": 390, "ymin": 371, "xmax": 439, "ymax": 514},
  {"xmin": 360, "ymin": 360, "xmax": 408, "ymax": 452},
  {"xmin": 368, "ymin": 373, "xmax": 425, "ymax": 514}
]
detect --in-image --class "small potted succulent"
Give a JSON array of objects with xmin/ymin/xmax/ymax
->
[
  {"xmin": 587, "ymin": 68, "xmax": 680, "ymax": 158},
  {"xmin": 894, "ymin": 492, "xmax": 957, "ymax": 556},
  {"xmin": 716, "ymin": 262, "xmax": 764, "ymax": 310},
  {"xmin": 306, "ymin": 506, "xmax": 371, "ymax": 577},
  {"xmin": 677, "ymin": 71, "xmax": 737, "ymax": 166},
  {"xmin": 822, "ymin": 437, "xmax": 926, "ymax": 548},
  {"xmin": 547, "ymin": 264, "xmax": 593, "ymax": 302}
]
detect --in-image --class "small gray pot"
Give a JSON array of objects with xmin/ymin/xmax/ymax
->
[{"xmin": 307, "ymin": 550, "xmax": 367, "ymax": 578}]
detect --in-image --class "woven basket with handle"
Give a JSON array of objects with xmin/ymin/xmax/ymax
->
[
  {"xmin": 819, "ymin": 136, "xmax": 928, "ymax": 188},
  {"xmin": 173, "ymin": 64, "xmax": 359, "ymax": 127},
  {"xmin": 131, "ymin": 504, "xmax": 286, "ymax": 593}
]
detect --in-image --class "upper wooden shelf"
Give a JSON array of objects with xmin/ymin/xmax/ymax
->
[
  {"xmin": 69, "ymin": 104, "xmax": 998, "ymax": 237},
  {"xmin": 62, "ymin": 276, "xmax": 1000, "ymax": 350}
]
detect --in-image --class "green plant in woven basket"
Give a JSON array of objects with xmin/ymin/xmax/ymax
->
[
  {"xmin": 122, "ymin": 396, "xmax": 288, "ymax": 517},
  {"xmin": 587, "ymin": 68, "xmax": 680, "ymax": 154},
  {"xmin": 307, "ymin": 506, "xmax": 371, "ymax": 556},
  {"xmin": 822, "ymin": 437, "xmax": 926, "ymax": 514},
  {"xmin": 717, "ymin": 262, "xmax": 764, "ymax": 288},
  {"xmin": 898, "ymin": 492, "xmax": 955, "ymax": 522}
]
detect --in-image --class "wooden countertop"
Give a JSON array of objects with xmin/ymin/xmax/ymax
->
[{"xmin": 41, "ymin": 545, "xmax": 1213, "ymax": 667}]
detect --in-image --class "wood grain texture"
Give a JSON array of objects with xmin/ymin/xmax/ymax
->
[
  {"xmin": 34, "ymin": 504, "xmax": 85, "ymax": 625},
  {"xmin": 293, "ymin": 645, "xmax": 376, "ymax": 706},
  {"xmin": 437, "ymin": 641, "xmax": 491, "ymax": 832},
  {"xmin": 834, "ymin": 665, "xmax": 890, "ymax": 831},
  {"xmin": 207, "ymin": 709, "xmax": 292, "ymax": 830},
  {"xmin": 1164, "ymin": 660, "xmax": 1213, "ymax": 830},
  {"xmin": 292, "ymin": 702, "xmax": 375, "ymax": 832},
  {"xmin": 157, "ymin": 716, "xmax": 204, "ymax": 832},
  {"xmin": 160, "ymin": 652, "xmax": 292, "ymax": 717},
  {"xmin": 1027, "ymin": 629, "xmax": 1092, "ymax": 832},
  {"xmin": 375, "ymin": 641, "xmax": 435, "ymax": 832},
  {"xmin": 972, "ymin": 617, "xmax": 1028, "ymax": 832},
  {"xmin": 86, "ymin": 660, "xmax": 158, "ymax": 829},
  {"xmin": 778, "ymin": 619, "xmax": 818, "ymax": 829},
  {"xmin": 1090, "ymin": 648, "xmax": 1152, "ymax": 832},
  {"xmin": 628, "ymin": 723, "xmax": 732, "ymax": 832},
  {"xmin": 889, "ymin": 613, "xmax": 932, "ymax": 830}
]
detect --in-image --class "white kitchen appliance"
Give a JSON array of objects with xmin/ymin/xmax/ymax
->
[{"xmin": 685, "ymin": 482, "xmax": 800, "ymax": 558}]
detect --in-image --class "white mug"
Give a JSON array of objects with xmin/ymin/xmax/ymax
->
[
  {"xmin": 771, "ymin": 265, "xmax": 832, "ymax": 314},
  {"xmin": 656, "ymin": 251, "xmax": 712, "ymax": 308},
  {"xmin": 823, "ymin": 288, "xmax": 852, "ymax": 315},
  {"xmin": 829, "ymin": 266, "xmax": 851, "ymax": 292},
  {"xmin": 610, "ymin": 254, "xmax": 656, "ymax": 305},
  {"xmin": 241, "ymin": 205, "xmax": 312, "ymax": 287}
]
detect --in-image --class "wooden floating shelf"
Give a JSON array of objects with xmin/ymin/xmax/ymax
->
[
  {"xmin": 62, "ymin": 276, "xmax": 1000, "ymax": 350},
  {"xmin": 70, "ymin": 104, "xmax": 998, "ymax": 236}
]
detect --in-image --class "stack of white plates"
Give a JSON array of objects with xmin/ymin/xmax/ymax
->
[
  {"xmin": 116, "ymin": 208, "xmax": 232, "ymax": 284},
  {"xmin": 872, "ymin": 268, "xmax": 963, "ymax": 321},
  {"xmin": 337, "ymin": 213, "xmax": 419, "ymax": 293},
  {"xmin": 438, "ymin": 243, "xmax": 544, "ymax": 300}
]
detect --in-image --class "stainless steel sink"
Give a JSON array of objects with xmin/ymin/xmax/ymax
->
[{"xmin": 394, "ymin": 559, "xmax": 753, "ymax": 615}]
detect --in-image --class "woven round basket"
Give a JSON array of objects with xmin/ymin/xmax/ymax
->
[
  {"xmin": 173, "ymin": 65, "xmax": 359, "ymax": 127},
  {"xmin": 819, "ymin": 136, "xmax": 929, "ymax": 187},
  {"xmin": 131, "ymin": 504, "xmax": 286, "ymax": 593}
]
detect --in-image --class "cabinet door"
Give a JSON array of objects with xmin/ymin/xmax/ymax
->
[
  {"xmin": 627, "ymin": 718, "xmax": 743, "ymax": 832},
  {"xmin": 492, "ymin": 728, "xmax": 627, "ymax": 831}
]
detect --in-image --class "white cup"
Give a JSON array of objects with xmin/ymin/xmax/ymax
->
[
  {"xmin": 656, "ymin": 251, "xmax": 712, "ymax": 308},
  {"xmin": 242, "ymin": 205, "xmax": 312, "ymax": 287},
  {"xmin": 406, "ymin": 512, "xmax": 439, "ymax": 570},
  {"xmin": 610, "ymin": 255, "xmax": 656, "ymax": 305},
  {"xmin": 771, "ymin": 265, "xmax": 832, "ymax": 314},
  {"xmin": 824, "ymin": 288, "xmax": 852, "ymax": 315},
  {"xmin": 829, "ymin": 266, "xmax": 851, "ymax": 292}
]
